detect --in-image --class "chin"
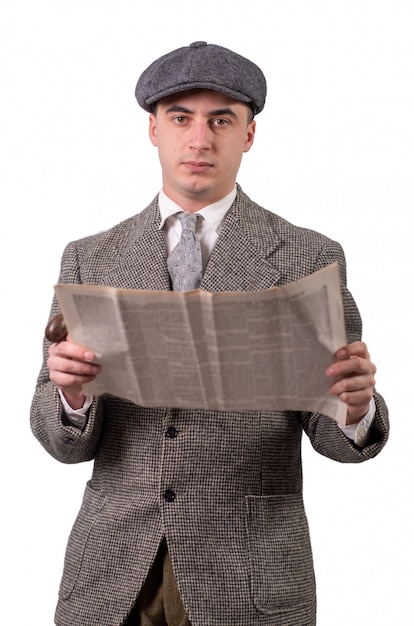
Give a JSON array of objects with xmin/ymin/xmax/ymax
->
[{"xmin": 182, "ymin": 180, "xmax": 213, "ymax": 197}]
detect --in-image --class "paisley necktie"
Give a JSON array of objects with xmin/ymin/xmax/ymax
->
[{"xmin": 167, "ymin": 212, "xmax": 202, "ymax": 291}]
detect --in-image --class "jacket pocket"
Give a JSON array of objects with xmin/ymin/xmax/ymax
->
[
  {"xmin": 59, "ymin": 481, "xmax": 107, "ymax": 600},
  {"xmin": 246, "ymin": 493, "xmax": 315, "ymax": 615}
]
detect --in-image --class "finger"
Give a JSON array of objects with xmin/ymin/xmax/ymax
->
[
  {"xmin": 335, "ymin": 341, "xmax": 370, "ymax": 360},
  {"xmin": 48, "ymin": 353, "xmax": 99, "ymax": 391},
  {"xmin": 48, "ymin": 351, "xmax": 100, "ymax": 374},
  {"xmin": 339, "ymin": 388, "xmax": 373, "ymax": 407},
  {"xmin": 48, "ymin": 339, "xmax": 96, "ymax": 363},
  {"xmin": 327, "ymin": 356, "xmax": 376, "ymax": 380},
  {"xmin": 49, "ymin": 369, "xmax": 98, "ymax": 389},
  {"xmin": 331, "ymin": 380, "xmax": 374, "ymax": 423},
  {"xmin": 329, "ymin": 373, "xmax": 376, "ymax": 398}
]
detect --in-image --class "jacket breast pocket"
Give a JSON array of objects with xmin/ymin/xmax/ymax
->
[
  {"xmin": 246, "ymin": 493, "xmax": 315, "ymax": 615},
  {"xmin": 59, "ymin": 481, "xmax": 107, "ymax": 600}
]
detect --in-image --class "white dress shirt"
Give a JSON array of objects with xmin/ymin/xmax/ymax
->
[{"xmin": 158, "ymin": 186, "xmax": 237, "ymax": 269}]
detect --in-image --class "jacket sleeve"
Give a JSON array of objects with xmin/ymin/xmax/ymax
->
[
  {"xmin": 30, "ymin": 380, "xmax": 104, "ymax": 464},
  {"xmin": 301, "ymin": 240, "xmax": 389, "ymax": 462},
  {"xmin": 30, "ymin": 240, "xmax": 105, "ymax": 464},
  {"xmin": 301, "ymin": 389, "xmax": 389, "ymax": 463}
]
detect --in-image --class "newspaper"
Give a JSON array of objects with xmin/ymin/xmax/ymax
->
[{"xmin": 54, "ymin": 262, "xmax": 348, "ymax": 425}]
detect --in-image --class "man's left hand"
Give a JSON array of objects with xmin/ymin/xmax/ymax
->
[{"xmin": 326, "ymin": 341, "xmax": 376, "ymax": 424}]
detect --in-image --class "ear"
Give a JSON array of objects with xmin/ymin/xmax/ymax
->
[
  {"xmin": 243, "ymin": 119, "xmax": 256, "ymax": 153},
  {"xmin": 149, "ymin": 113, "xmax": 158, "ymax": 146}
]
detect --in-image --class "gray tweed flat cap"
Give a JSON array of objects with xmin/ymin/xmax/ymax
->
[{"xmin": 135, "ymin": 41, "xmax": 267, "ymax": 115}]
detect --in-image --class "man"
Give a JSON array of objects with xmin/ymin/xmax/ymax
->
[{"xmin": 31, "ymin": 42, "xmax": 389, "ymax": 626}]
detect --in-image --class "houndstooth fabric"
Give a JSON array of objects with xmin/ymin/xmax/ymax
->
[
  {"xmin": 167, "ymin": 213, "xmax": 202, "ymax": 291},
  {"xmin": 31, "ymin": 185, "xmax": 389, "ymax": 626}
]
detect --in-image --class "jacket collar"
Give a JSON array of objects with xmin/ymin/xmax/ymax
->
[{"xmin": 104, "ymin": 187, "xmax": 281, "ymax": 292}]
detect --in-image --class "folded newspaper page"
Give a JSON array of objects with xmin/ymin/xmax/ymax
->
[{"xmin": 54, "ymin": 262, "xmax": 348, "ymax": 424}]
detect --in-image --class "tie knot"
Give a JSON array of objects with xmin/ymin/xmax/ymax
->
[{"xmin": 178, "ymin": 212, "xmax": 198, "ymax": 233}]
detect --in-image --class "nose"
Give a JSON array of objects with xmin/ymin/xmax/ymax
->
[{"xmin": 189, "ymin": 121, "xmax": 212, "ymax": 151}]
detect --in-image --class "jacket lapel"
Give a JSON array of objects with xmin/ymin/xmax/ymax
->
[
  {"xmin": 104, "ymin": 198, "xmax": 172, "ymax": 291},
  {"xmin": 201, "ymin": 191, "xmax": 281, "ymax": 292}
]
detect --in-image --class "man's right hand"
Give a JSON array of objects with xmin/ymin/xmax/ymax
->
[{"xmin": 47, "ymin": 336, "xmax": 100, "ymax": 410}]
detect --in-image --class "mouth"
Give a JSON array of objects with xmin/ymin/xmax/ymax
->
[{"xmin": 182, "ymin": 161, "xmax": 213, "ymax": 173}]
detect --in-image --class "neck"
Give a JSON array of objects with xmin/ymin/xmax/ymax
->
[{"xmin": 161, "ymin": 186, "xmax": 236, "ymax": 213}]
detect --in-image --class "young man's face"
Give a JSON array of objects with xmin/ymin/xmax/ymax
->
[{"xmin": 149, "ymin": 89, "xmax": 256, "ymax": 212}]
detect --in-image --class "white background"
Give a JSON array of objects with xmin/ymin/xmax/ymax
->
[{"xmin": 1, "ymin": 1, "xmax": 413, "ymax": 624}]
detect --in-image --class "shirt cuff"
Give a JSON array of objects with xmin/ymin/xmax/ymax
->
[
  {"xmin": 338, "ymin": 397, "xmax": 376, "ymax": 447},
  {"xmin": 58, "ymin": 389, "xmax": 93, "ymax": 431}
]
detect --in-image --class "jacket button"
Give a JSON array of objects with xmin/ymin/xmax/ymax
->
[
  {"xmin": 164, "ymin": 489, "xmax": 176, "ymax": 503},
  {"xmin": 63, "ymin": 436, "xmax": 74, "ymax": 445},
  {"xmin": 166, "ymin": 426, "xmax": 178, "ymax": 438}
]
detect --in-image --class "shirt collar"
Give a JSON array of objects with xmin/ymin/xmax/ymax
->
[{"xmin": 158, "ymin": 186, "xmax": 237, "ymax": 233}]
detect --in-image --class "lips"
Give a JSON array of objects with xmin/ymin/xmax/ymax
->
[{"xmin": 183, "ymin": 161, "xmax": 213, "ymax": 172}]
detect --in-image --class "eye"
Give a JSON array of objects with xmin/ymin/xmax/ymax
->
[
  {"xmin": 212, "ymin": 118, "xmax": 229, "ymax": 127},
  {"xmin": 173, "ymin": 115, "xmax": 187, "ymax": 124}
]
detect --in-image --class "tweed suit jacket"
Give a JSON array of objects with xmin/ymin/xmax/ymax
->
[{"xmin": 31, "ymin": 186, "xmax": 389, "ymax": 626}]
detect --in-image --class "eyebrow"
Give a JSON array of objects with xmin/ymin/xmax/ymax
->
[{"xmin": 164, "ymin": 105, "xmax": 238, "ymax": 118}]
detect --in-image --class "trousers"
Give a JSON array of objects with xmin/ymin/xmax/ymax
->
[{"xmin": 123, "ymin": 540, "xmax": 191, "ymax": 626}]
